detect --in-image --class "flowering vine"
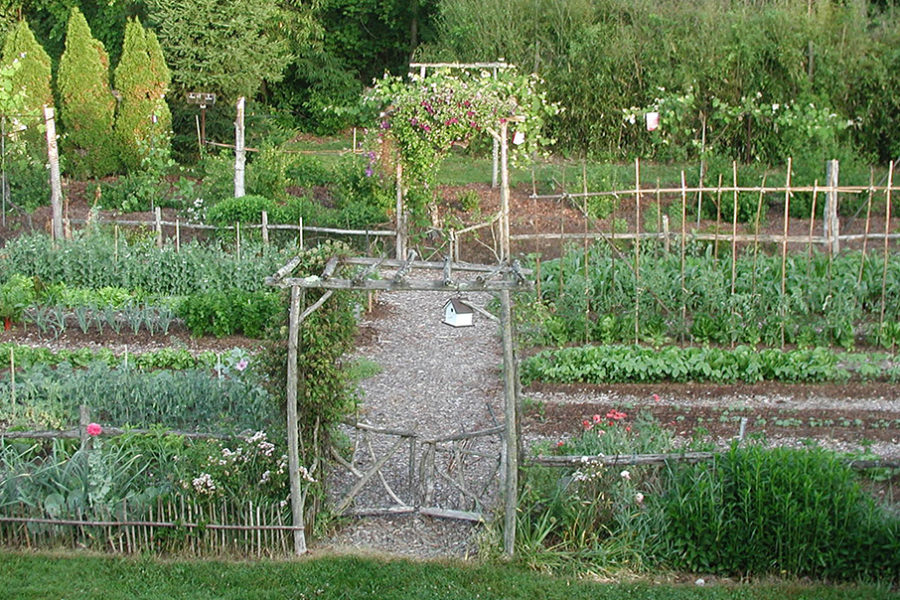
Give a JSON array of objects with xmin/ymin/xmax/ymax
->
[{"xmin": 366, "ymin": 67, "xmax": 561, "ymax": 218}]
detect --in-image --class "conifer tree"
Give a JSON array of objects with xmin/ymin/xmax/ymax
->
[
  {"xmin": 58, "ymin": 7, "xmax": 119, "ymax": 178},
  {"xmin": 0, "ymin": 18, "xmax": 52, "ymax": 139},
  {"xmin": 113, "ymin": 18, "xmax": 172, "ymax": 172}
]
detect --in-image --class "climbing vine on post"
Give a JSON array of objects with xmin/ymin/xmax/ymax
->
[{"xmin": 366, "ymin": 67, "xmax": 560, "ymax": 223}]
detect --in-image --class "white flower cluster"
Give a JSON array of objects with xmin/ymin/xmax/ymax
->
[{"xmin": 192, "ymin": 472, "xmax": 217, "ymax": 495}]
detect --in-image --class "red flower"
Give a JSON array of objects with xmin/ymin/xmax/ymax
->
[
  {"xmin": 592, "ymin": 414, "xmax": 602, "ymax": 424},
  {"xmin": 582, "ymin": 420, "xmax": 593, "ymax": 430},
  {"xmin": 652, "ymin": 394, "xmax": 660, "ymax": 402},
  {"xmin": 86, "ymin": 423, "xmax": 103, "ymax": 437}
]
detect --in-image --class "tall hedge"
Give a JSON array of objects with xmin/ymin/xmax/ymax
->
[
  {"xmin": 0, "ymin": 19, "xmax": 52, "ymax": 138},
  {"xmin": 113, "ymin": 18, "xmax": 172, "ymax": 172},
  {"xmin": 57, "ymin": 7, "xmax": 119, "ymax": 178}
]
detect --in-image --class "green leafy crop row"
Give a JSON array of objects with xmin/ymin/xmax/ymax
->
[
  {"xmin": 0, "ymin": 362, "xmax": 273, "ymax": 433},
  {"xmin": 520, "ymin": 344, "xmax": 900, "ymax": 385},
  {"xmin": 529, "ymin": 243, "xmax": 900, "ymax": 350}
]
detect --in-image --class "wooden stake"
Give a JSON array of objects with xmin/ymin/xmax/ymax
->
[
  {"xmin": 806, "ymin": 181, "xmax": 818, "ymax": 277},
  {"xmin": 880, "ymin": 161, "xmax": 894, "ymax": 329},
  {"xmin": 780, "ymin": 158, "xmax": 792, "ymax": 348},
  {"xmin": 395, "ymin": 162, "xmax": 404, "ymax": 259},
  {"xmin": 730, "ymin": 163, "xmax": 738, "ymax": 296},
  {"xmin": 634, "ymin": 158, "xmax": 641, "ymax": 344},
  {"xmin": 858, "ymin": 169, "xmax": 874, "ymax": 287},
  {"xmin": 286, "ymin": 285, "xmax": 306, "ymax": 555},
  {"xmin": 155, "ymin": 206, "xmax": 163, "ymax": 248},
  {"xmin": 825, "ymin": 159, "xmax": 839, "ymax": 254},
  {"xmin": 175, "ymin": 219, "xmax": 181, "ymax": 252},
  {"xmin": 499, "ymin": 288, "xmax": 518, "ymax": 558},
  {"xmin": 715, "ymin": 174, "xmax": 723, "ymax": 262},
  {"xmin": 680, "ymin": 171, "xmax": 687, "ymax": 344},
  {"xmin": 261, "ymin": 210, "xmax": 269, "ymax": 246},
  {"xmin": 234, "ymin": 97, "xmax": 246, "ymax": 198}
]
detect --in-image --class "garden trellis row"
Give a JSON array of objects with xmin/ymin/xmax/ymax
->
[{"xmin": 496, "ymin": 158, "xmax": 898, "ymax": 349}]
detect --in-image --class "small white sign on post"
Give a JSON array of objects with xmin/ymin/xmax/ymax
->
[
  {"xmin": 646, "ymin": 111, "xmax": 659, "ymax": 132},
  {"xmin": 512, "ymin": 130, "xmax": 525, "ymax": 145}
]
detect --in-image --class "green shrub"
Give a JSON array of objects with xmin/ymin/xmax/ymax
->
[
  {"xmin": 176, "ymin": 290, "xmax": 283, "ymax": 338},
  {"xmin": 206, "ymin": 194, "xmax": 275, "ymax": 226},
  {"xmin": 659, "ymin": 445, "xmax": 900, "ymax": 581},
  {"xmin": 0, "ymin": 274, "xmax": 35, "ymax": 325}
]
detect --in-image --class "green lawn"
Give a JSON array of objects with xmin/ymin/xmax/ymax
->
[{"xmin": 1, "ymin": 551, "xmax": 896, "ymax": 600}]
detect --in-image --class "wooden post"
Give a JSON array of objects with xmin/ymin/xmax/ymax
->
[
  {"xmin": 175, "ymin": 219, "xmax": 181, "ymax": 252},
  {"xmin": 286, "ymin": 285, "xmax": 307, "ymax": 555},
  {"xmin": 234, "ymin": 97, "xmax": 246, "ymax": 198},
  {"xmin": 499, "ymin": 120, "xmax": 510, "ymax": 262},
  {"xmin": 261, "ymin": 210, "xmax": 269, "ymax": 247},
  {"xmin": 806, "ymin": 182, "xmax": 818, "ymax": 276},
  {"xmin": 299, "ymin": 216, "xmax": 304, "ymax": 249},
  {"xmin": 499, "ymin": 288, "xmax": 517, "ymax": 557},
  {"xmin": 155, "ymin": 206, "xmax": 163, "ymax": 248},
  {"xmin": 236, "ymin": 222, "xmax": 241, "ymax": 260},
  {"xmin": 824, "ymin": 159, "xmax": 839, "ymax": 254},
  {"xmin": 43, "ymin": 106, "xmax": 63, "ymax": 241},
  {"xmin": 79, "ymin": 404, "xmax": 91, "ymax": 450},
  {"xmin": 395, "ymin": 162, "xmax": 405, "ymax": 260}
]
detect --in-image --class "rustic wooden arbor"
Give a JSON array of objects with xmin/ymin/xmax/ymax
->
[{"xmin": 266, "ymin": 252, "xmax": 532, "ymax": 556}]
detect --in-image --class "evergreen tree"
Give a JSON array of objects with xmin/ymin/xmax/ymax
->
[
  {"xmin": 57, "ymin": 6, "xmax": 119, "ymax": 177},
  {"xmin": 0, "ymin": 18, "xmax": 52, "ymax": 138},
  {"xmin": 114, "ymin": 17, "xmax": 171, "ymax": 172}
]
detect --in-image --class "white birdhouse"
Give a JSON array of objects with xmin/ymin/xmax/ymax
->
[{"xmin": 442, "ymin": 297, "xmax": 474, "ymax": 328}]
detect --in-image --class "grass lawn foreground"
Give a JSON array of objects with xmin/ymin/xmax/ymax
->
[{"xmin": 0, "ymin": 551, "xmax": 896, "ymax": 600}]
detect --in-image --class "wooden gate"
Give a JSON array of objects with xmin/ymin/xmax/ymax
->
[{"xmin": 330, "ymin": 419, "xmax": 505, "ymax": 522}]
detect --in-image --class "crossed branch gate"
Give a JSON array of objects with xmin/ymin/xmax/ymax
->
[{"xmin": 330, "ymin": 420, "xmax": 505, "ymax": 522}]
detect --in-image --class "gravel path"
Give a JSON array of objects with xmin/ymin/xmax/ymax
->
[{"xmin": 318, "ymin": 287, "xmax": 504, "ymax": 559}]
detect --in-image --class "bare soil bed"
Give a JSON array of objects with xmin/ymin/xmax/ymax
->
[{"xmin": 523, "ymin": 382, "xmax": 900, "ymax": 459}]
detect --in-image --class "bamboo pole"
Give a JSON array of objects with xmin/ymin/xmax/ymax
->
[
  {"xmin": 715, "ymin": 174, "xmax": 723, "ymax": 262},
  {"xmin": 634, "ymin": 158, "xmax": 641, "ymax": 344},
  {"xmin": 730, "ymin": 163, "xmax": 738, "ymax": 296},
  {"xmin": 880, "ymin": 161, "xmax": 894, "ymax": 329},
  {"xmin": 807, "ymin": 181, "xmax": 818, "ymax": 277},
  {"xmin": 680, "ymin": 171, "xmax": 687, "ymax": 344},
  {"xmin": 858, "ymin": 169, "xmax": 875, "ymax": 287},
  {"xmin": 780, "ymin": 158, "xmax": 792, "ymax": 348}
]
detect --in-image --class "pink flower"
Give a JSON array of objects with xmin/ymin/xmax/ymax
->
[
  {"xmin": 592, "ymin": 414, "xmax": 602, "ymax": 424},
  {"xmin": 235, "ymin": 358, "xmax": 249, "ymax": 371},
  {"xmin": 606, "ymin": 409, "xmax": 627, "ymax": 421},
  {"xmin": 582, "ymin": 420, "xmax": 593, "ymax": 430},
  {"xmin": 556, "ymin": 440, "xmax": 565, "ymax": 448},
  {"xmin": 86, "ymin": 423, "xmax": 103, "ymax": 437},
  {"xmin": 620, "ymin": 470, "xmax": 631, "ymax": 480},
  {"xmin": 652, "ymin": 394, "xmax": 660, "ymax": 402},
  {"xmin": 635, "ymin": 492, "xmax": 645, "ymax": 505}
]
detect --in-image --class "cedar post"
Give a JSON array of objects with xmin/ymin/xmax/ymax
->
[
  {"xmin": 499, "ymin": 288, "xmax": 517, "ymax": 557},
  {"xmin": 395, "ymin": 162, "xmax": 405, "ymax": 260},
  {"xmin": 286, "ymin": 285, "xmax": 307, "ymax": 555},
  {"xmin": 234, "ymin": 97, "xmax": 246, "ymax": 198},
  {"xmin": 43, "ymin": 106, "xmax": 63, "ymax": 241}
]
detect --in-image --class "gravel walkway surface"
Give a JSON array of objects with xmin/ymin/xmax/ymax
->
[{"xmin": 318, "ymin": 287, "xmax": 505, "ymax": 559}]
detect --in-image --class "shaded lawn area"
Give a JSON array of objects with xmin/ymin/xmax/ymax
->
[{"xmin": 1, "ymin": 551, "xmax": 897, "ymax": 600}]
